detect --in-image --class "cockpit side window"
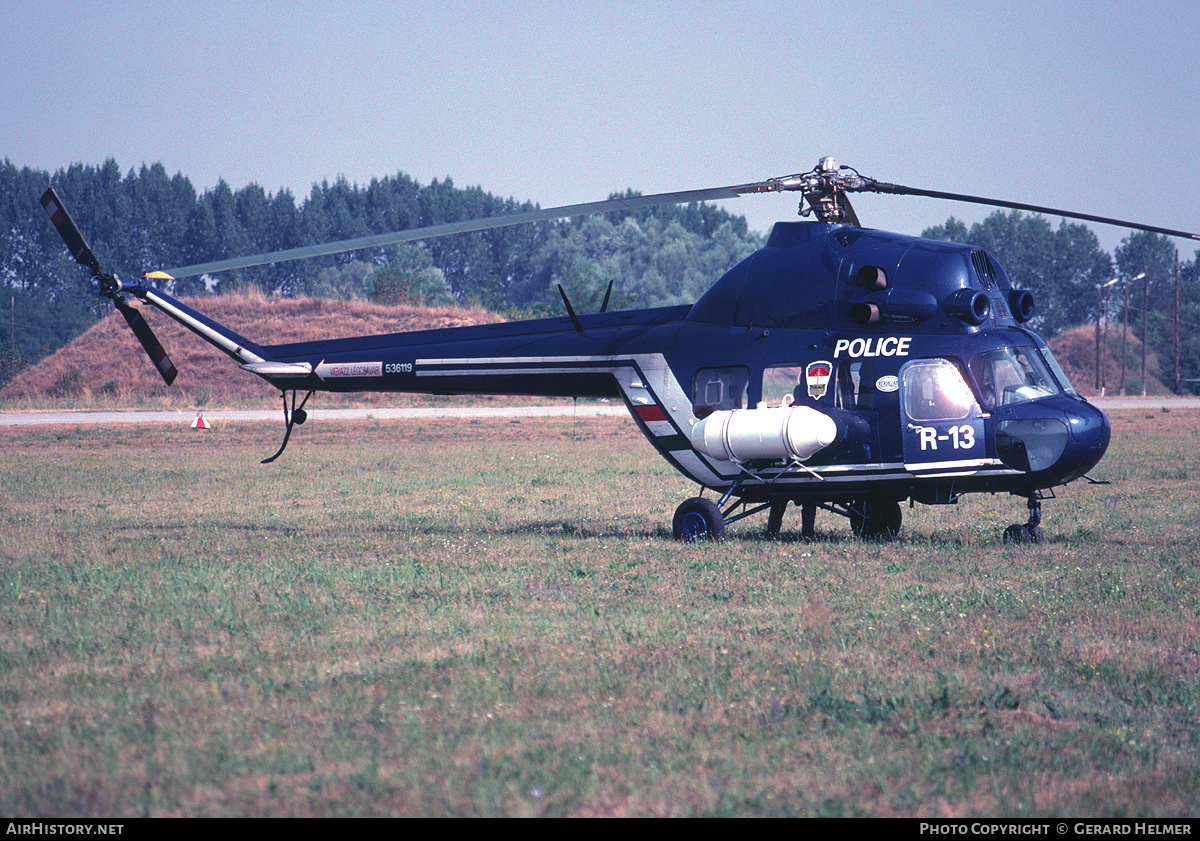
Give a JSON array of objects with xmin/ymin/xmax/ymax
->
[
  {"xmin": 902, "ymin": 359, "xmax": 976, "ymax": 422},
  {"xmin": 1031, "ymin": 337, "xmax": 1079, "ymax": 396},
  {"xmin": 969, "ymin": 347, "xmax": 1061, "ymax": 408}
]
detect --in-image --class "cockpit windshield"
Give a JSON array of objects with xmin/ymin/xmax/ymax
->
[{"xmin": 969, "ymin": 347, "xmax": 1061, "ymax": 408}]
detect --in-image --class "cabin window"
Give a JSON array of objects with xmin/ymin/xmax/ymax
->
[
  {"xmin": 902, "ymin": 359, "xmax": 975, "ymax": 422},
  {"xmin": 693, "ymin": 366, "xmax": 748, "ymax": 416},
  {"xmin": 835, "ymin": 358, "xmax": 875, "ymax": 410},
  {"xmin": 969, "ymin": 347, "xmax": 1061, "ymax": 408},
  {"xmin": 762, "ymin": 360, "xmax": 840, "ymax": 407},
  {"xmin": 762, "ymin": 363, "xmax": 804, "ymax": 406}
]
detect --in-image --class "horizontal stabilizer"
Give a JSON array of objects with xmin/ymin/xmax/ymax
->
[{"xmin": 241, "ymin": 361, "xmax": 314, "ymax": 377}]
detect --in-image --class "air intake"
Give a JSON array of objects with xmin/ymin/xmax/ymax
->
[
  {"xmin": 944, "ymin": 288, "xmax": 990, "ymax": 325},
  {"xmin": 970, "ymin": 250, "xmax": 997, "ymax": 290}
]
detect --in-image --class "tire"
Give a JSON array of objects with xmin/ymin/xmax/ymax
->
[
  {"xmin": 849, "ymin": 498, "xmax": 902, "ymax": 540},
  {"xmin": 1004, "ymin": 523, "xmax": 1043, "ymax": 544},
  {"xmin": 1003, "ymin": 524, "xmax": 1032, "ymax": 544},
  {"xmin": 673, "ymin": 497, "xmax": 726, "ymax": 542}
]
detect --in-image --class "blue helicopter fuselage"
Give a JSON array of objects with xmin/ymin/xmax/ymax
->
[{"xmin": 226, "ymin": 220, "xmax": 1109, "ymax": 507}]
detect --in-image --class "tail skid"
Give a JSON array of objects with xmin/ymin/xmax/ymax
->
[{"xmin": 262, "ymin": 389, "xmax": 314, "ymax": 464}]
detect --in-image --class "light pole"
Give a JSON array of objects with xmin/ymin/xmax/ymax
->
[
  {"xmin": 1096, "ymin": 277, "xmax": 1119, "ymax": 396},
  {"xmin": 1141, "ymin": 271, "xmax": 1150, "ymax": 396},
  {"xmin": 1119, "ymin": 271, "xmax": 1146, "ymax": 396}
]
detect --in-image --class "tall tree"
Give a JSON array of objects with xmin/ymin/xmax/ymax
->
[
  {"xmin": 1113, "ymin": 230, "xmax": 1180, "ymax": 392},
  {"xmin": 1178, "ymin": 252, "xmax": 1200, "ymax": 392}
]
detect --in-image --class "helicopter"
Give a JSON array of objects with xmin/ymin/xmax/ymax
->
[{"xmin": 38, "ymin": 158, "xmax": 1200, "ymax": 543}]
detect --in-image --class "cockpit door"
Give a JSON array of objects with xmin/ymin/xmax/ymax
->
[{"xmin": 899, "ymin": 358, "xmax": 987, "ymax": 473}]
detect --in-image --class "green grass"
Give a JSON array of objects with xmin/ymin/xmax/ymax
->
[{"xmin": 1, "ymin": 411, "xmax": 1198, "ymax": 817}]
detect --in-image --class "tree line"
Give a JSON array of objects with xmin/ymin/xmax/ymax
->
[
  {"xmin": 0, "ymin": 158, "xmax": 762, "ymax": 382},
  {"xmin": 2, "ymin": 157, "xmax": 1198, "ymax": 392}
]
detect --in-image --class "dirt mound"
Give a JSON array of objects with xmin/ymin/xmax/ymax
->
[
  {"xmin": 1047, "ymin": 324, "xmax": 1171, "ymax": 397},
  {"xmin": 1, "ymin": 293, "xmax": 504, "ymax": 408}
]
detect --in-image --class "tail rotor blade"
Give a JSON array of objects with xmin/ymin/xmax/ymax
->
[
  {"xmin": 40, "ymin": 187, "xmax": 103, "ymax": 276},
  {"xmin": 114, "ymin": 298, "xmax": 178, "ymax": 385}
]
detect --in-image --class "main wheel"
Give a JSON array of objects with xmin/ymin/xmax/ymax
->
[
  {"xmin": 849, "ymin": 498, "xmax": 902, "ymax": 540},
  {"xmin": 766, "ymin": 500, "xmax": 788, "ymax": 535},
  {"xmin": 673, "ymin": 497, "xmax": 726, "ymax": 541}
]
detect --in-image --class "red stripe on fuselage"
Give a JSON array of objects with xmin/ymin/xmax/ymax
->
[{"xmin": 634, "ymin": 404, "xmax": 669, "ymax": 423}]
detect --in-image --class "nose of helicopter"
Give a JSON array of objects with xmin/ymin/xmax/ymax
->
[
  {"xmin": 994, "ymin": 397, "xmax": 1110, "ymax": 482},
  {"xmin": 1059, "ymin": 398, "xmax": 1111, "ymax": 478}
]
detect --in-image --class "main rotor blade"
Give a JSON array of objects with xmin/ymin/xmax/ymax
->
[
  {"xmin": 159, "ymin": 176, "xmax": 805, "ymax": 280},
  {"xmin": 867, "ymin": 181, "xmax": 1200, "ymax": 242},
  {"xmin": 40, "ymin": 187, "xmax": 103, "ymax": 276}
]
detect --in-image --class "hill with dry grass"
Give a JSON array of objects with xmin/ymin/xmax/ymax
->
[
  {"xmin": 0, "ymin": 293, "xmax": 505, "ymax": 409},
  {"xmin": 1047, "ymin": 324, "xmax": 1171, "ymax": 397}
]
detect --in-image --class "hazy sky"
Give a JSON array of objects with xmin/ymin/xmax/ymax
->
[{"xmin": 4, "ymin": 0, "xmax": 1197, "ymax": 259}]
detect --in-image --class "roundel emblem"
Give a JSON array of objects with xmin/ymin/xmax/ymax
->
[{"xmin": 805, "ymin": 360, "xmax": 832, "ymax": 399}]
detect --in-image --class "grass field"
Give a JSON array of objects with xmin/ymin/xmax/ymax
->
[{"xmin": 1, "ymin": 408, "xmax": 1198, "ymax": 817}]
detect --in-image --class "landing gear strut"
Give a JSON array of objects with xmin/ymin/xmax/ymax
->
[
  {"xmin": 767, "ymin": 500, "xmax": 818, "ymax": 539},
  {"xmin": 762, "ymin": 497, "xmax": 902, "ymax": 540},
  {"xmin": 767, "ymin": 500, "xmax": 787, "ymax": 535},
  {"xmin": 1003, "ymin": 492, "xmax": 1045, "ymax": 544}
]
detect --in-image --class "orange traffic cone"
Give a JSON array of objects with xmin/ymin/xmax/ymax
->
[{"xmin": 191, "ymin": 412, "xmax": 212, "ymax": 430}]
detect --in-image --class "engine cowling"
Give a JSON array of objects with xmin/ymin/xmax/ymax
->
[{"xmin": 690, "ymin": 404, "xmax": 838, "ymax": 463}]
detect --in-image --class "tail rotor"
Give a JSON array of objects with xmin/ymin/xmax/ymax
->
[{"xmin": 40, "ymin": 187, "xmax": 179, "ymax": 385}]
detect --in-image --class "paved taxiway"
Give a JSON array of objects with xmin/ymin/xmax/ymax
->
[
  {"xmin": 3, "ymin": 398, "xmax": 1199, "ymax": 427},
  {"xmin": 0, "ymin": 404, "xmax": 629, "ymax": 426}
]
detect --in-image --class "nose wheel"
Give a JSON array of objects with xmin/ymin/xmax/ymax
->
[{"xmin": 1003, "ymin": 493, "xmax": 1045, "ymax": 544}]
